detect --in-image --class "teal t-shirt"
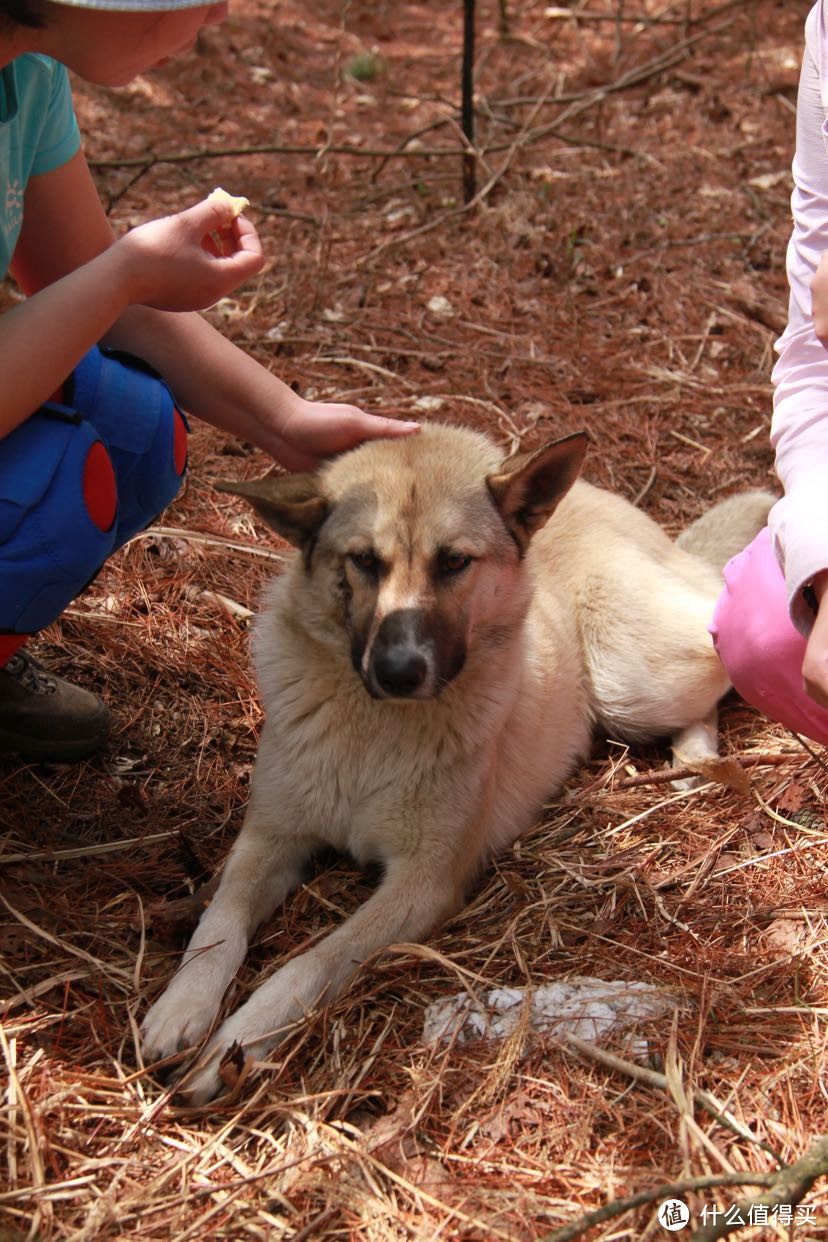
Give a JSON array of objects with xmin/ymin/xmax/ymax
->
[{"xmin": 0, "ymin": 54, "xmax": 81, "ymax": 279}]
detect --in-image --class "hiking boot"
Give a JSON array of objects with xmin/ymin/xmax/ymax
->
[{"xmin": 0, "ymin": 649, "xmax": 110, "ymax": 761}]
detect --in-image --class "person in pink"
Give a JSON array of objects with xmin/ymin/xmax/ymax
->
[{"xmin": 712, "ymin": 0, "xmax": 828, "ymax": 745}]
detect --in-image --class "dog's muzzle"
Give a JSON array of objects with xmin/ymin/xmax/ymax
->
[{"xmin": 364, "ymin": 608, "xmax": 465, "ymax": 700}]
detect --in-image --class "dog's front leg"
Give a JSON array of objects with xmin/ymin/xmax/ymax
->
[
  {"xmin": 181, "ymin": 855, "xmax": 469, "ymax": 1104},
  {"xmin": 140, "ymin": 831, "xmax": 312, "ymax": 1065}
]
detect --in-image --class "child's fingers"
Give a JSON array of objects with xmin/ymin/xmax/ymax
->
[
  {"xmin": 202, "ymin": 231, "xmax": 222, "ymax": 258},
  {"xmin": 351, "ymin": 412, "xmax": 421, "ymax": 438},
  {"xmin": 200, "ymin": 214, "xmax": 262, "ymax": 263},
  {"xmin": 231, "ymin": 213, "xmax": 263, "ymax": 255},
  {"xmin": 183, "ymin": 194, "xmax": 240, "ymax": 232}
]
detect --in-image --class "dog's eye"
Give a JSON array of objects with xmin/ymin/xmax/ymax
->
[
  {"xmin": 440, "ymin": 551, "xmax": 473, "ymax": 575},
  {"xmin": 350, "ymin": 550, "xmax": 380, "ymax": 575}
]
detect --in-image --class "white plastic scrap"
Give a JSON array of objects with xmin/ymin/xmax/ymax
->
[{"xmin": 422, "ymin": 977, "xmax": 677, "ymax": 1048}]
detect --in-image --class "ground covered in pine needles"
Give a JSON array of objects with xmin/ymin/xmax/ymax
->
[{"xmin": 3, "ymin": 0, "xmax": 828, "ymax": 1237}]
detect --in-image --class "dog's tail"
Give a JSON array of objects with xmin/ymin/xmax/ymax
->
[{"xmin": 676, "ymin": 490, "xmax": 775, "ymax": 573}]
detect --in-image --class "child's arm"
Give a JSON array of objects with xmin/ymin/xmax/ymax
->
[
  {"xmin": 5, "ymin": 148, "xmax": 417, "ymax": 464},
  {"xmin": 4, "ymin": 149, "xmax": 262, "ymax": 439}
]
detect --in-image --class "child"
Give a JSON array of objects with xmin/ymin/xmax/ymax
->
[
  {"xmin": 711, "ymin": 0, "xmax": 828, "ymax": 747},
  {"xmin": 0, "ymin": 0, "xmax": 418, "ymax": 761}
]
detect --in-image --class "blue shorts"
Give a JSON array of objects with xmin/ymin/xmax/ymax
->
[{"xmin": 0, "ymin": 346, "xmax": 188, "ymax": 636}]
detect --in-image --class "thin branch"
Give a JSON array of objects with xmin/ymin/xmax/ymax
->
[
  {"xmin": 539, "ymin": 1172, "xmax": 775, "ymax": 1242},
  {"xmin": 88, "ymin": 140, "xmax": 471, "ymax": 171},
  {"xmin": 499, "ymin": 0, "xmax": 748, "ymax": 107},
  {"xmin": 541, "ymin": 1041, "xmax": 828, "ymax": 1241},
  {"xmin": 615, "ymin": 750, "xmax": 799, "ymax": 789},
  {"xmin": 689, "ymin": 1136, "xmax": 828, "ymax": 1241},
  {"xmin": 560, "ymin": 1034, "xmax": 782, "ymax": 1165},
  {"xmin": 543, "ymin": 6, "xmax": 720, "ymax": 23}
]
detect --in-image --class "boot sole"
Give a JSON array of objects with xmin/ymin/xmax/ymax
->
[{"xmin": 0, "ymin": 726, "xmax": 109, "ymax": 763}]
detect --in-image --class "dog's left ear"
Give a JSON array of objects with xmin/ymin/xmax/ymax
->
[
  {"xmin": 487, "ymin": 431, "xmax": 588, "ymax": 551},
  {"xmin": 215, "ymin": 473, "xmax": 329, "ymax": 548}
]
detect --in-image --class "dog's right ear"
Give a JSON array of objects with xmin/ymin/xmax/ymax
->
[
  {"xmin": 487, "ymin": 431, "xmax": 588, "ymax": 552},
  {"xmin": 215, "ymin": 473, "xmax": 329, "ymax": 548}
]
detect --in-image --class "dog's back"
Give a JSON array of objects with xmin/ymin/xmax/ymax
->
[{"xmin": 528, "ymin": 479, "xmax": 773, "ymax": 742}]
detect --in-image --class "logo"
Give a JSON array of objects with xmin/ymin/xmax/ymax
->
[{"xmin": 658, "ymin": 1199, "xmax": 690, "ymax": 1231}]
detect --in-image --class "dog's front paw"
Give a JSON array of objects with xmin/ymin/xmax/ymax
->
[
  {"xmin": 177, "ymin": 1021, "xmax": 259, "ymax": 1106},
  {"xmin": 177, "ymin": 1043, "xmax": 240, "ymax": 1106},
  {"xmin": 174, "ymin": 989, "xmax": 300, "ymax": 1104},
  {"xmin": 141, "ymin": 983, "xmax": 220, "ymax": 1064}
]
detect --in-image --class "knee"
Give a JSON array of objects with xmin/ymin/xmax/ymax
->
[
  {"xmin": 83, "ymin": 439, "xmax": 117, "ymax": 533},
  {"xmin": 124, "ymin": 402, "xmax": 188, "ymax": 525},
  {"xmin": 713, "ymin": 590, "xmax": 794, "ymax": 696},
  {"xmin": 69, "ymin": 347, "xmax": 189, "ymax": 544},
  {"xmin": 711, "ymin": 528, "xmax": 807, "ymax": 706}
]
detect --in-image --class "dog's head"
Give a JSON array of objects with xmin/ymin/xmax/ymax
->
[{"xmin": 218, "ymin": 425, "xmax": 586, "ymax": 701}]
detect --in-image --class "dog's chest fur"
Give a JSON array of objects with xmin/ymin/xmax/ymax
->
[{"xmin": 250, "ymin": 559, "xmax": 591, "ymax": 867}]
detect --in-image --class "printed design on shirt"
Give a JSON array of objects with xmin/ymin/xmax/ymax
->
[{"xmin": 4, "ymin": 179, "xmax": 24, "ymax": 238}]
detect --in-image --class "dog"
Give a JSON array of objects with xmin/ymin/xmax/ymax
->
[{"xmin": 140, "ymin": 423, "xmax": 772, "ymax": 1103}]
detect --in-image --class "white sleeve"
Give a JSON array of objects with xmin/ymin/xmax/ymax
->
[{"xmin": 769, "ymin": 0, "xmax": 828, "ymax": 634}]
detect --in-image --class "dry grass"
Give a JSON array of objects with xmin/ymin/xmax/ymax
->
[{"xmin": 3, "ymin": 0, "xmax": 828, "ymax": 1237}]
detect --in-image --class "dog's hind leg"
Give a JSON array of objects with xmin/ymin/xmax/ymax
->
[
  {"xmin": 140, "ymin": 828, "xmax": 315, "ymax": 1065},
  {"xmin": 670, "ymin": 705, "xmax": 719, "ymax": 788},
  {"xmin": 179, "ymin": 853, "xmax": 472, "ymax": 1105}
]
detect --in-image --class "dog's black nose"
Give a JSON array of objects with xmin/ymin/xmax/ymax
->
[{"xmin": 373, "ymin": 647, "xmax": 429, "ymax": 697}]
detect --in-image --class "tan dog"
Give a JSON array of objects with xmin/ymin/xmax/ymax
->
[{"xmin": 140, "ymin": 424, "xmax": 771, "ymax": 1102}]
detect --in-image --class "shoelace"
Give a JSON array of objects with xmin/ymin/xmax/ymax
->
[{"xmin": 2, "ymin": 651, "xmax": 57, "ymax": 696}]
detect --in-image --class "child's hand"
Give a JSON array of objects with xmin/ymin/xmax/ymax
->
[
  {"xmin": 801, "ymin": 570, "xmax": 828, "ymax": 706},
  {"xmin": 811, "ymin": 252, "xmax": 828, "ymax": 346},
  {"xmin": 272, "ymin": 395, "xmax": 421, "ymax": 471},
  {"xmin": 115, "ymin": 197, "xmax": 264, "ymax": 312}
]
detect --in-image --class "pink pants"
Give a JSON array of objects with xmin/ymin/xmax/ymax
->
[{"xmin": 711, "ymin": 526, "xmax": 828, "ymax": 745}]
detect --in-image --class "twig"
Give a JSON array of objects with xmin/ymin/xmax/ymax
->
[
  {"xmin": 543, "ymin": 6, "xmax": 718, "ymax": 23},
  {"xmin": 0, "ymin": 828, "xmax": 181, "ymax": 865},
  {"xmin": 539, "ymin": 1172, "xmax": 775, "ymax": 1242},
  {"xmin": 615, "ymin": 750, "xmax": 798, "ymax": 788},
  {"xmin": 538, "ymin": 1043, "xmax": 828, "ymax": 1241},
  {"xmin": 125, "ymin": 525, "xmax": 285, "ymax": 562},
  {"xmin": 0, "ymin": 893, "xmax": 132, "ymax": 985},
  {"xmin": 559, "ymin": 1034, "xmax": 782, "ymax": 1165},
  {"xmin": 527, "ymin": 17, "xmax": 735, "ymax": 143},
  {"xmin": 689, "ymin": 1136, "xmax": 828, "ymax": 1241},
  {"xmin": 498, "ymin": 13, "xmax": 736, "ymax": 113},
  {"xmin": 631, "ymin": 464, "xmax": 657, "ymax": 507},
  {"xmin": 317, "ymin": 355, "xmax": 418, "ymax": 390},
  {"xmin": 787, "ymin": 729, "xmax": 828, "ymax": 774},
  {"xmin": 88, "ymin": 140, "xmax": 471, "ymax": 171}
]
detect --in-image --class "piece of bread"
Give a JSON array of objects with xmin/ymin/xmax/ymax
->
[{"xmin": 207, "ymin": 187, "xmax": 250, "ymax": 218}]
